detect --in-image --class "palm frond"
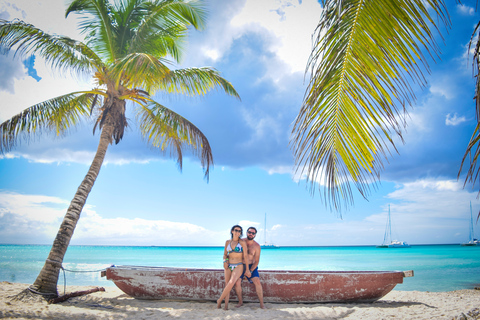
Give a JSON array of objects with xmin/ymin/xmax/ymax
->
[
  {"xmin": 110, "ymin": 52, "xmax": 172, "ymax": 90},
  {"xmin": 110, "ymin": 0, "xmax": 146, "ymax": 57},
  {"xmin": 0, "ymin": 19, "xmax": 102, "ymax": 74},
  {"xmin": 152, "ymin": 0, "xmax": 207, "ymax": 31},
  {"xmin": 460, "ymin": 123, "xmax": 480, "ymax": 188},
  {"xmin": 131, "ymin": 0, "xmax": 207, "ymax": 62},
  {"xmin": 136, "ymin": 101, "xmax": 213, "ymax": 180},
  {"xmin": 461, "ymin": 20, "xmax": 480, "ymax": 193},
  {"xmin": 156, "ymin": 67, "xmax": 241, "ymax": 99},
  {"xmin": 131, "ymin": 15, "xmax": 188, "ymax": 61},
  {"xmin": 0, "ymin": 92, "xmax": 97, "ymax": 153},
  {"xmin": 292, "ymin": 0, "xmax": 449, "ymax": 211},
  {"xmin": 66, "ymin": 0, "xmax": 118, "ymax": 62}
]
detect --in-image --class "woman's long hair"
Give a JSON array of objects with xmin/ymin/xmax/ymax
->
[{"xmin": 230, "ymin": 225, "xmax": 243, "ymax": 239}]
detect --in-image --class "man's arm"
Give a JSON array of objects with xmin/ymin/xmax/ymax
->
[
  {"xmin": 241, "ymin": 240, "xmax": 252, "ymax": 277},
  {"xmin": 250, "ymin": 244, "xmax": 261, "ymax": 272}
]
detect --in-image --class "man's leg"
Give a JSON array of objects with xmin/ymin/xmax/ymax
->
[
  {"xmin": 251, "ymin": 277, "xmax": 265, "ymax": 309},
  {"xmin": 234, "ymin": 277, "xmax": 243, "ymax": 307}
]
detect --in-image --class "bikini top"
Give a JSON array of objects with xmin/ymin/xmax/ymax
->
[{"xmin": 227, "ymin": 241, "xmax": 243, "ymax": 254}]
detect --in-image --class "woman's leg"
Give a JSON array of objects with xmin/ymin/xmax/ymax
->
[
  {"xmin": 234, "ymin": 276, "xmax": 243, "ymax": 307},
  {"xmin": 217, "ymin": 267, "xmax": 232, "ymax": 309},
  {"xmin": 218, "ymin": 265, "xmax": 244, "ymax": 310}
]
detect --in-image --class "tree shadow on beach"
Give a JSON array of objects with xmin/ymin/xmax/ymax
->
[
  {"xmin": 42, "ymin": 295, "xmax": 360, "ymax": 320},
  {"xmin": 274, "ymin": 299, "xmax": 433, "ymax": 310},
  {"xmin": 1, "ymin": 291, "xmax": 434, "ymax": 320}
]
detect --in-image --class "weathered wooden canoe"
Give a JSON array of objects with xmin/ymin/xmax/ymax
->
[{"xmin": 102, "ymin": 265, "xmax": 413, "ymax": 303}]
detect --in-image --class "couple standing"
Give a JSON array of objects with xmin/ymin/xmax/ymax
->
[{"xmin": 216, "ymin": 225, "xmax": 265, "ymax": 310}]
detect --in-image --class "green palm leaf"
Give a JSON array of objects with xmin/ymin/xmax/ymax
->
[
  {"xmin": 292, "ymin": 0, "xmax": 449, "ymax": 211},
  {"xmin": 461, "ymin": 20, "xmax": 480, "ymax": 195},
  {"xmin": 112, "ymin": 54, "xmax": 240, "ymax": 98},
  {"xmin": 109, "ymin": 52, "xmax": 172, "ymax": 90},
  {"xmin": 0, "ymin": 19, "xmax": 102, "ymax": 74},
  {"xmin": 158, "ymin": 67, "xmax": 241, "ymax": 98},
  {"xmin": 132, "ymin": 0, "xmax": 207, "ymax": 61},
  {"xmin": 66, "ymin": 0, "xmax": 118, "ymax": 62},
  {"xmin": 136, "ymin": 101, "xmax": 213, "ymax": 180},
  {"xmin": 0, "ymin": 92, "xmax": 96, "ymax": 153}
]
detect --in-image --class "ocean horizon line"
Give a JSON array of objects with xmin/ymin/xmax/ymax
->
[{"xmin": 0, "ymin": 243, "xmax": 464, "ymax": 248}]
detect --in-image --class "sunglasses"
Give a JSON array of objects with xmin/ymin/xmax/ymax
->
[
  {"xmin": 233, "ymin": 229, "xmax": 242, "ymax": 232},
  {"xmin": 247, "ymin": 231, "xmax": 256, "ymax": 235}
]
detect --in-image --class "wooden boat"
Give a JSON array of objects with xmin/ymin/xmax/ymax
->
[{"xmin": 102, "ymin": 265, "xmax": 413, "ymax": 303}]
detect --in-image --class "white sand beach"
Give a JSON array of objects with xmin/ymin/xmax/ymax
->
[{"xmin": 0, "ymin": 282, "xmax": 479, "ymax": 319}]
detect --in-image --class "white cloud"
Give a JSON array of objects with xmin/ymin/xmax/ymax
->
[
  {"xmin": 386, "ymin": 178, "xmax": 472, "ymax": 220},
  {"xmin": 1, "ymin": 177, "xmax": 479, "ymax": 246},
  {"xmin": 271, "ymin": 224, "xmax": 282, "ymax": 231},
  {"xmin": 238, "ymin": 220, "xmax": 261, "ymax": 228},
  {"xmin": 0, "ymin": 57, "xmax": 92, "ymax": 122},
  {"xmin": 445, "ymin": 113, "xmax": 468, "ymax": 126},
  {"xmin": 230, "ymin": 0, "xmax": 321, "ymax": 74},
  {"xmin": 239, "ymin": 106, "xmax": 283, "ymax": 147},
  {"xmin": 188, "ymin": 0, "xmax": 321, "ymax": 76},
  {"xmin": 429, "ymin": 81, "xmax": 457, "ymax": 100},
  {"xmin": 0, "ymin": 0, "xmax": 91, "ymax": 122},
  {"xmin": 73, "ymin": 208, "xmax": 218, "ymax": 246},
  {"xmin": 0, "ymin": 54, "xmax": 26, "ymax": 93},
  {"xmin": 457, "ymin": 4, "xmax": 475, "ymax": 16},
  {"xmin": 0, "ymin": 191, "xmax": 68, "ymax": 223},
  {"xmin": 12, "ymin": 149, "xmax": 96, "ymax": 165},
  {"xmin": 0, "ymin": 191, "xmax": 225, "ymax": 245},
  {"xmin": 267, "ymin": 165, "xmax": 292, "ymax": 175}
]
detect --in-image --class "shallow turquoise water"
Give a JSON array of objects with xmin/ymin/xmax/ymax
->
[{"xmin": 1, "ymin": 244, "xmax": 479, "ymax": 292}]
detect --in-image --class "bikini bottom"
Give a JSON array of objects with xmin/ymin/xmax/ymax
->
[{"xmin": 228, "ymin": 262, "xmax": 243, "ymax": 272}]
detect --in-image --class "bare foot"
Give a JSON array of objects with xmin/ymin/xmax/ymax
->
[
  {"xmin": 235, "ymin": 301, "xmax": 243, "ymax": 308},
  {"xmin": 260, "ymin": 303, "xmax": 266, "ymax": 309},
  {"xmin": 216, "ymin": 299, "xmax": 222, "ymax": 309},
  {"xmin": 224, "ymin": 302, "xmax": 229, "ymax": 310}
]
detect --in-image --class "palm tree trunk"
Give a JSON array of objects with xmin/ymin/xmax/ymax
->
[{"xmin": 29, "ymin": 124, "xmax": 114, "ymax": 297}]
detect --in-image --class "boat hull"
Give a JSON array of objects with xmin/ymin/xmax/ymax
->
[
  {"xmin": 461, "ymin": 243, "xmax": 479, "ymax": 246},
  {"xmin": 104, "ymin": 266, "xmax": 411, "ymax": 303}
]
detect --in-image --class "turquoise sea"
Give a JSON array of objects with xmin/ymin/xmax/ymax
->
[{"xmin": 1, "ymin": 244, "xmax": 479, "ymax": 292}]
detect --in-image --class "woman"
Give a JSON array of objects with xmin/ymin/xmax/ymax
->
[{"xmin": 217, "ymin": 225, "xmax": 251, "ymax": 310}]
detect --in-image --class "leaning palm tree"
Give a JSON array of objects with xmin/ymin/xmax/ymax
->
[
  {"xmin": 292, "ymin": 0, "xmax": 450, "ymax": 211},
  {"xmin": 0, "ymin": 0, "xmax": 239, "ymax": 297}
]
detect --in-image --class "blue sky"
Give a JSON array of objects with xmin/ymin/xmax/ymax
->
[{"xmin": 1, "ymin": 0, "xmax": 480, "ymax": 246}]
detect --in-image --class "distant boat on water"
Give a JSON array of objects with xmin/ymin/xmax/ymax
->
[
  {"xmin": 261, "ymin": 213, "xmax": 279, "ymax": 249},
  {"xmin": 376, "ymin": 205, "xmax": 410, "ymax": 248},
  {"xmin": 461, "ymin": 202, "xmax": 479, "ymax": 246}
]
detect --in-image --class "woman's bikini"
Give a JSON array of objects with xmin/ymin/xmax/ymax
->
[{"xmin": 227, "ymin": 240, "xmax": 243, "ymax": 271}]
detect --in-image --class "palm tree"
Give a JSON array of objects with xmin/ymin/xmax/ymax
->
[
  {"xmin": 291, "ymin": 0, "xmax": 451, "ymax": 211},
  {"xmin": 0, "ymin": 0, "xmax": 239, "ymax": 297}
]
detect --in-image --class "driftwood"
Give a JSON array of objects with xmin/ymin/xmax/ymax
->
[{"xmin": 48, "ymin": 287, "xmax": 105, "ymax": 304}]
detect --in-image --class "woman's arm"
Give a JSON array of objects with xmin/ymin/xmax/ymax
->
[{"xmin": 223, "ymin": 240, "xmax": 229, "ymax": 269}]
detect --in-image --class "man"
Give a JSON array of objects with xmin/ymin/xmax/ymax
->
[{"xmin": 234, "ymin": 226, "xmax": 265, "ymax": 309}]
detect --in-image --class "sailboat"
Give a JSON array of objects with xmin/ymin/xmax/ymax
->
[
  {"xmin": 261, "ymin": 213, "xmax": 279, "ymax": 249},
  {"xmin": 461, "ymin": 202, "xmax": 479, "ymax": 246},
  {"xmin": 376, "ymin": 205, "xmax": 410, "ymax": 248}
]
